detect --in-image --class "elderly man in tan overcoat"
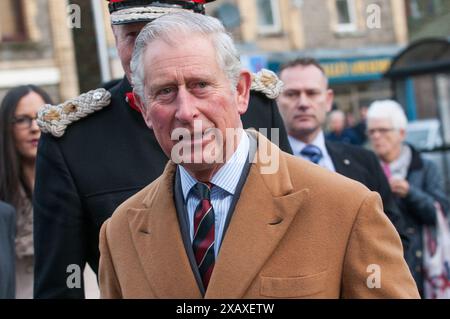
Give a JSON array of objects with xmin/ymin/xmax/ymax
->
[{"xmin": 98, "ymin": 11, "xmax": 419, "ymax": 299}]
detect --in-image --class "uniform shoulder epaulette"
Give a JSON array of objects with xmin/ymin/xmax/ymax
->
[
  {"xmin": 251, "ymin": 69, "xmax": 284, "ymax": 99},
  {"xmin": 37, "ymin": 88, "xmax": 111, "ymax": 137}
]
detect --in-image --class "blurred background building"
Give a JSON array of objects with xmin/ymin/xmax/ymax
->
[
  {"xmin": 208, "ymin": 0, "xmax": 409, "ymax": 117},
  {"xmin": 1, "ymin": 0, "xmax": 448, "ymax": 118},
  {"xmin": 207, "ymin": 0, "xmax": 450, "ymax": 122},
  {"xmin": 0, "ymin": 0, "xmax": 449, "ymax": 186},
  {"xmin": 0, "ymin": 0, "xmax": 79, "ymax": 102}
]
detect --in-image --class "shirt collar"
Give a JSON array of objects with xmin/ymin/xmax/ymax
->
[
  {"xmin": 288, "ymin": 130, "xmax": 327, "ymax": 156},
  {"xmin": 179, "ymin": 131, "xmax": 250, "ymax": 200}
]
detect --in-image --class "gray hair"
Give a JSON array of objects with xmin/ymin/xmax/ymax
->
[
  {"xmin": 367, "ymin": 100, "xmax": 408, "ymax": 130},
  {"xmin": 329, "ymin": 110, "xmax": 345, "ymax": 121},
  {"xmin": 130, "ymin": 11, "xmax": 241, "ymax": 103}
]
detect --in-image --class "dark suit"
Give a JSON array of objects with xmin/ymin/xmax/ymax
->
[
  {"xmin": 33, "ymin": 77, "xmax": 292, "ymax": 298},
  {"xmin": 0, "ymin": 201, "xmax": 15, "ymax": 299},
  {"xmin": 325, "ymin": 141, "xmax": 408, "ymax": 246}
]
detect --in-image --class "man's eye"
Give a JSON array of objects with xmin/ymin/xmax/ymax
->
[
  {"xmin": 191, "ymin": 82, "xmax": 208, "ymax": 89},
  {"xmin": 159, "ymin": 88, "xmax": 174, "ymax": 95},
  {"xmin": 153, "ymin": 87, "xmax": 177, "ymax": 102},
  {"xmin": 284, "ymin": 91, "xmax": 298, "ymax": 98},
  {"xmin": 126, "ymin": 32, "xmax": 139, "ymax": 38},
  {"xmin": 306, "ymin": 90, "xmax": 320, "ymax": 96}
]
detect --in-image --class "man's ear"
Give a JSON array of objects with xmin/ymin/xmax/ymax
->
[
  {"xmin": 236, "ymin": 70, "xmax": 252, "ymax": 115},
  {"xmin": 399, "ymin": 128, "xmax": 406, "ymax": 140},
  {"xmin": 325, "ymin": 89, "xmax": 334, "ymax": 113},
  {"xmin": 133, "ymin": 91, "xmax": 152, "ymax": 129}
]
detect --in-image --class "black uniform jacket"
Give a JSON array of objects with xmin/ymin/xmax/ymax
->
[{"xmin": 33, "ymin": 77, "xmax": 292, "ymax": 298}]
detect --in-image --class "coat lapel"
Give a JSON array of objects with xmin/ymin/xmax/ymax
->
[
  {"xmin": 125, "ymin": 134, "xmax": 309, "ymax": 299},
  {"xmin": 127, "ymin": 163, "xmax": 202, "ymax": 298},
  {"xmin": 326, "ymin": 141, "xmax": 353, "ymax": 176},
  {"xmin": 206, "ymin": 135, "xmax": 309, "ymax": 298}
]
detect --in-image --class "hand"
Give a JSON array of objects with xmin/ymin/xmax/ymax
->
[{"xmin": 389, "ymin": 178, "xmax": 410, "ymax": 198}]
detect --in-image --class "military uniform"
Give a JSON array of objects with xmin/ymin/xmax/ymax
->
[{"xmin": 33, "ymin": 69, "xmax": 291, "ymax": 298}]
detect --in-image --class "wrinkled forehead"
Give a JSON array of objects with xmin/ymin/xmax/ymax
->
[{"xmin": 143, "ymin": 34, "xmax": 216, "ymax": 71}]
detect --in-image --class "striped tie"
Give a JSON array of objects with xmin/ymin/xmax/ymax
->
[{"xmin": 192, "ymin": 182, "xmax": 215, "ymax": 289}]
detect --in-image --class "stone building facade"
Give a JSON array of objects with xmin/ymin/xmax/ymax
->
[
  {"xmin": 0, "ymin": 0, "xmax": 78, "ymax": 103},
  {"xmin": 207, "ymin": 0, "xmax": 409, "ymax": 116}
]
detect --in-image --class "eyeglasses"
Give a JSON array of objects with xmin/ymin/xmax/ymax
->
[
  {"xmin": 12, "ymin": 115, "xmax": 38, "ymax": 129},
  {"xmin": 367, "ymin": 127, "xmax": 396, "ymax": 136}
]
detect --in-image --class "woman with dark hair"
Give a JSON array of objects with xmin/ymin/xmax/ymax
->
[{"xmin": 0, "ymin": 85, "xmax": 53, "ymax": 298}]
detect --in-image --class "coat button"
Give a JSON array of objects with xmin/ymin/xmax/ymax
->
[
  {"xmin": 416, "ymin": 250, "xmax": 422, "ymax": 258},
  {"xmin": 407, "ymin": 227, "xmax": 415, "ymax": 235},
  {"xmin": 415, "ymin": 265, "xmax": 421, "ymax": 272}
]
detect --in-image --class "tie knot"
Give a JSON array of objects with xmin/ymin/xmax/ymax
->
[
  {"xmin": 300, "ymin": 144, "xmax": 323, "ymax": 164},
  {"xmin": 193, "ymin": 182, "xmax": 212, "ymax": 200}
]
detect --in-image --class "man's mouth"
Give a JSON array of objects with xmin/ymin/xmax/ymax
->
[
  {"xmin": 177, "ymin": 129, "xmax": 214, "ymax": 143},
  {"xmin": 294, "ymin": 114, "xmax": 313, "ymax": 120}
]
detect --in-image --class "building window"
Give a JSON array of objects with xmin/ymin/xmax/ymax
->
[
  {"xmin": 407, "ymin": 0, "xmax": 446, "ymax": 20},
  {"xmin": 335, "ymin": 0, "xmax": 357, "ymax": 33},
  {"xmin": 256, "ymin": 0, "xmax": 282, "ymax": 34},
  {"xmin": 0, "ymin": 0, "xmax": 26, "ymax": 42},
  {"xmin": 406, "ymin": 0, "xmax": 450, "ymax": 39}
]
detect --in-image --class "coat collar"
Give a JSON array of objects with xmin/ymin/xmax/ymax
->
[
  {"xmin": 406, "ymin": 143, "xmax": 423, "ymax": 173},
  {"xmin": 127, "ymin": 132, "xmax": 309, "ymax": 298}
]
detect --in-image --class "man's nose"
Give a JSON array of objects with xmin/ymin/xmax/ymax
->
[
  {"xmin": 175, "ymin": 87, "xmax": 198, "ymax": 124},
  {"xmin": 297, "ymin": 92, "xmax": 310, "ymax": 109},
  {"xmin": 368, "ymin": 129, "xmax": 381, "ymax": 137}
]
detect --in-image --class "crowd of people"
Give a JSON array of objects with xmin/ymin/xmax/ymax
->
[{"xmin": 0, "ymin": 0, "xmax": 448, "ymax": 299}]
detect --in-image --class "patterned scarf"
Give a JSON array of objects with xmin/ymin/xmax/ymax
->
[
  {"xmin": 383, "ymin": 144, "xmax": 412, "ymax": 180},
  {"xmin": 15, "ymin": 187, "xmax": 34, "ymax": 259}
]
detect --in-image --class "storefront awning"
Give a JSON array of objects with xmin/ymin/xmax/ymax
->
[{"xmin": 384, "ymin": 37, "xmax": 450, "ymax": 79}]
